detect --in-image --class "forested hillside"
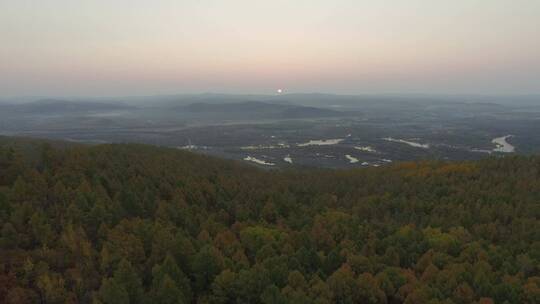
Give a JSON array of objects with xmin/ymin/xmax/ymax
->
[{"xmin": 0, "ymin": 141, "xmax": 539, "ymax": 303}]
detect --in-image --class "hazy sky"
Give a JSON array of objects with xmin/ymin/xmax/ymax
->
[{"xmin": 1, "ymin": 0, "xmax": 539, "ymax": 97}]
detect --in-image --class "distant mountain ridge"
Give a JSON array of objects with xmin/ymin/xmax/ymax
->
[
  {"xmin": 176, "ymin": 101, "xmax": 344, "ymax": 118},
  {"xmin": 0, "ymin": 99, "xmax": 134, "ymax": 114}
]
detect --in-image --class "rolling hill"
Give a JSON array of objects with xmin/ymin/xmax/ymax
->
[
  {"xmin": 177, "ymin": 101, "xmax": 344, "ymax": 119},
  {"xmin": 0, "ymin": 138, "xmax": 538, "ymax": 303},
  {"xmin": 0, "ymin": 99, "xmax": 134, "ymax": 114}
]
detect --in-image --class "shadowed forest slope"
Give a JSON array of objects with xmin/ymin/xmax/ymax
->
[{"xmin": 0, "ymin": 140, "xmax": 539, "ymax": 303}]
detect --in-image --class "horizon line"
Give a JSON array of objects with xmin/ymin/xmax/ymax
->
[{"xmin": 2, "ymin": 91, "xmax": 540, "ymax": 100}]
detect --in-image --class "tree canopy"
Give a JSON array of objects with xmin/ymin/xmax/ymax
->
[{"xmin": 0, "ymin": 141, "xmax": 539, "ymax": 303}]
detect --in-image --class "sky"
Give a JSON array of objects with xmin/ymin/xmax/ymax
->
[{"xmin": 1, "ymin": 0, "xmax": 539, "ymax": 97}]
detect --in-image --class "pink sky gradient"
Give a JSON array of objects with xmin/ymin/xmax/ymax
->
[{"xmin": 1, "ymin": 0, "xmax": 539, "ymax": 96}]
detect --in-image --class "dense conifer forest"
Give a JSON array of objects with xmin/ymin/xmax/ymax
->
[{"xmin": 0, "ymin": 139, "xmax": 539, "ymax": 303}]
